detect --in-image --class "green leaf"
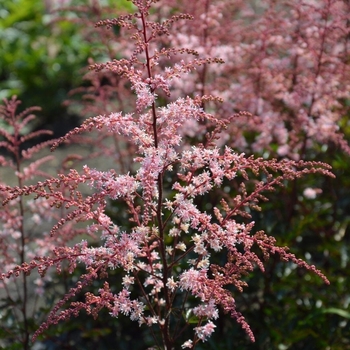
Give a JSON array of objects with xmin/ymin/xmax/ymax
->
[{"xmin": 321, "ymin": 308, "xmax": 350, "ymax": 319}]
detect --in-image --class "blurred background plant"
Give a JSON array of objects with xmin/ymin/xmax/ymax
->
[{"xmin": 0, "ymin": 0, "xmax": 133, "ymax": 137}]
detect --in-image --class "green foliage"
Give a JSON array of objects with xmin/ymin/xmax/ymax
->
[
  {"xmin": 0, "ymin": 0, "xmax": 89, "ymax": 131},
  {"xmin": 217, "ymin": 141, "xmax": 350, "ymax": 349},
  {"xmin": 0, "ymin": 0, "xmax": 136, "ymax": 134}
]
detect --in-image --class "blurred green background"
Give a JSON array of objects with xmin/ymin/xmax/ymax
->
[{"xmin": 0, "ymin": 0, "xmax": 133, "ymax": 136}]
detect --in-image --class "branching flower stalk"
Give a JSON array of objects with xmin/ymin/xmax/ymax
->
[
  {"xmin": 0, "ymin": 98, "xmax": 91, "ymax": 349},
  {"xmin": 0, "ymin": 97, "xmax": 55, "ymax": 349},
  {"xmin": 0, "ymin": 1, "xmax": 337, "ymax": 349}
]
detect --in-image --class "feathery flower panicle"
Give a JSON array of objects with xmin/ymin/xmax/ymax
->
[
  {"xmin": 0, "ymin": 96, "xmax": 91, "ymax": 348},
  {"xmin": 157, "ymin": 0, "xmax": 350, "ymax": 158}
]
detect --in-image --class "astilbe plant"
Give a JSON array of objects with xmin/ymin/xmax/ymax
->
[
  {"xmin": 1, "ymin": 1, "xmax": 336, "ymax": 348},
  {"xmin": 51, "ymin": 0, "xmax": 136, "ymax": 119},
  {"xmin": 47, "ymin": 1, "xmax": 142, "ymax": 175},
  {"xmin": 0, "ymin": 96, "xmax": 94, "ymax": 349},
  {"xmin": 0, "ymin": 96, "xmax": 55, "ymax": 349},
  {"xmin": 60, "ymin": 0, "xmax": 350, "ymax": 165},
  {"xmin": 156, "ymin": 0, "xmax": 350, "ymax": 158}
]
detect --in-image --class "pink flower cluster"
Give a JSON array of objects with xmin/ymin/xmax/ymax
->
[{"xmin": 160, "ymin": 0, "xmax": 350, "ymax": 158}]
